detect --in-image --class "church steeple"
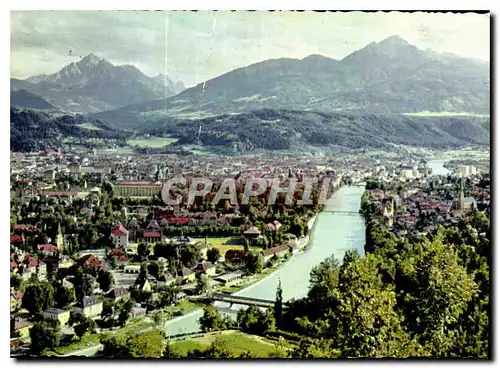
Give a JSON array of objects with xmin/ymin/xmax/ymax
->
[
  {"xmin": 56, "ymin": 222, "xmax": 64, "ymax": 253},
  {"xmin": 459, "ymin": 174, "xmax": 465, "ymax": 211}
]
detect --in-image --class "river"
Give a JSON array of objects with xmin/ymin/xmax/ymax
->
[
  {"xmin": 165, "ymin": 185, "xmax": 366, "ymax": 336},
  {"xmin": 427, "ymin": 159, "xmax": 451, "ymax": 176}
]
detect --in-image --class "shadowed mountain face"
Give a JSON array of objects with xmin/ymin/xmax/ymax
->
[
  {"xmin": 10, "ymin": 89, "xmax": 57, "ymax": 111},
  {"xmin": 10, "ymin": 107, "xmax": 128, "ymax": 152},
  {"xmin": 91, "ymin": 35, "xmax": 489, "ymax": 129},
  {"xmin": 142, "ymin": 109, "xmax": 490, "ymax": 154},
  {"xmin": 10, "ymin": 54, "xmax": 185, "ymax": 114}
]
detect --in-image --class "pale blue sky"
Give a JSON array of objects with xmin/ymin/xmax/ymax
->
[{"xmin": 11, "ymin": 11, "xmax": 490, "ymax": 87}]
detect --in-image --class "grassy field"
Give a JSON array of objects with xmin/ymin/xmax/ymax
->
[
  {"xmin": 127, "ymin": 136, "xmax": 178, "ymax": 148},
  {"xmin": 203, "ymin": 237, "xmax": 259, "ymax": 255},
  {"xmin": 161, "ymin": 300, "xmax": 204, "ymax": 321},
  {"xmin": 78, "ymin": 123, "xmax": 103, "ymax": 131},
  {"xmin": 48, "ymin": 333, "xmax": 101, "ymax": 356},
  {"xmin": 170, "ymin": 331, "xmax": 281, "ymax": 358}
]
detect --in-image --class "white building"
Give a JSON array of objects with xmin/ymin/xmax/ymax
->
[
  {"xmin": 111, "ymin": 223, "xmax": 129, "ymax": 248},
  {"xmin": 456, "ymin": 165, "xmax": 477, "ymax": 177}
]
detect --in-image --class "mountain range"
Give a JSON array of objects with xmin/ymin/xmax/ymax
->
[
  {"xmin": 10, "ymin": 54, "xmax": 185, "ymax": 114},
  {"xmin": 10, "ymin": 35, "xmax": 490, "ymax": 153},
  {"xmin": 91, "ymin": 35, "xmax": 490, "ymax": 129}
]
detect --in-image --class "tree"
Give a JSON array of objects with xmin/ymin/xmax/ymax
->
[
  {"xmin": 244, "ymin": 251, "xmax": 263, "ymax": 274},
  {"xmin": 29, "ymin": 321, "xmax": 60, "ymax": 354},
  {"xmin": 195, "ymin": 274, "xmax": 210, "ymax": 295},
  {"xmin": 54, "ymin": 284, "xmax": 76, "ymax": 309},
  {"xmin": 100, "ymin": 334, "xmax": 129, "ymax": 357},
  {"xmin": 274, "ymin": 279, "xmax": 283, "ymax": 329},
  {"xmin": 22, "ymin": 281, "xmax": 55, "ymax": 316},
  {"xmin": 180, "ymin": 243, "xmax": 202, "ymax": 268},
  {"xmin": 74, "ymin": 267, "xmax": 94, "ymax": 301},
  {"xmin": 10, "ymin": 273, "xmax": 24, "ymax": 292},
  {"xmin": 207, "ymin": 248, "xmax": 221, "ymax": 263},
  {"xmin": 117, "ymin": 299, "xmax": 134, "ymax": 326},
  {"xmin": 237, "ymin": 305, "xmax": 275, "ymax": 335},
  {"xmin": 137, "ymin": 243, "xmax": 150, "ymax": 262},
  {"xmin": 97, "ymin": 269, "xmax": 114, "ymax": 293},
  {"xmin": 101, "ymin": 299, "xmax": 115, "ymax": 320},
  {"xmin": 199, "ymin": 306, "xmax": 225, "ymax": 332},
  {"xmin": 153, "ymin": 311, "xmax": 168, "ymax": 331},
  {"xmin": 147, "ymin": 261, "xmax": 160, "ymax": 279},
  {"xmin": 74, "ymin": 316, "xmax": 96, "ymax": 340},
  {"xmin": 127, "ymin": 329, "xmax": 166, "ymax": 358}
]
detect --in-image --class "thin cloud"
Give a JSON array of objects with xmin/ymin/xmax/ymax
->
[{"xmin": 11, "ymin": 11, "xmax": 489, "ymax": 87}]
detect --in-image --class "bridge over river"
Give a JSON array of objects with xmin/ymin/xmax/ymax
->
[
  {"xmin": 322, "ymin": 210, "xmax": 361, "ymax": 216},
  {"xmin": 210, "ymin": 293, "xmax": 277, "ymax": 308}
]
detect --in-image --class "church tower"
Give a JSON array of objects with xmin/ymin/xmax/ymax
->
[
  {"xmin": 459, "ymin": 174, "xmax": 465, "ymax": 211},
  {"xmin": 56, "ymin": 222, "xmax": 64, "ymax": 253}
]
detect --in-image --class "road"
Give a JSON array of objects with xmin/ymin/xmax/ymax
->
[{"xmin": 61, "ymin": 344, "xmax": 103, "ymax": 357}]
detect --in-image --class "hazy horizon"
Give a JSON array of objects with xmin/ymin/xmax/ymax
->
[{"xmin": 11, "ymin": 11, "xmax": 490, "ymax": 87}]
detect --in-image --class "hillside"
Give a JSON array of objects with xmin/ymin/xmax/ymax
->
[
  {"xmin": 145, "ymin": 109, "xmax": 490, "ymax": 154},
  {"xmin": 10, "ymin": 107, "xmax": 128, "ymax": 152},
  {"xmin": 10, "ymin": 89, "xmax": 57, "ymax": 111},
  {"xmin": 91, "ymin": 35, "xmax": 489, "ymax": 129},
  {"xmin": 10, "ymin": 54, "xmax": 185, "ymax": 114}
]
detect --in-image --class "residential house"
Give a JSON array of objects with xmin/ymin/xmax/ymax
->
[
  {"xmin": 130, "ymin": 307, "xmax": 147, "ymax": 317},
  {"xmin": 157, "ymin": 273, "xmax": 177, "ymax": 286},
  {"xmin": 38, "ymin": 243, "xmax": 58, "ymax": 256},
  {"xmin": 10, "ymin": 289, "xmax": 23, "ymax": 312},
  {"xmin": 244, "ymin": 226, "xmax": 261, "ymax": 238},
  {"xmin": 214, "ymin": 270, "xmax": 244, "ymax": 285},
  {"xmin": 77, "ymin": 254, "xmax": 106, "ymax": 272},
  {"xmin": 265, "ymin": 220, "xmax": 282, "ymax": 231},
  {"xmin": 105, "ymin": 287, "xmax": 130, "ymax": 302},
  {"xmin": 137, "ymin": 230, "xmax": 163, "ymax": 244},
  {"xmin": 138, "ymin": 279, "xmax": 152, "ymax": 292},
  {"xmin": 111, "ymin": 223, "xmax": 129, "ymax": 248},
  {"xmin": 73, "ymin": 296, "xmax": 103, "ymax": 318},
  {"xmin": 10, "ymin": 261, "xmax": 18, "ymax": 273},
  {"xmin": 261, "ymin": 244, "xmax": 290, "ymax": 264},
  {"xmin": 179, "ymin": 267, "xmax": 196, "ymax": 283},
  {"xmin": 11, "ymin": 316, "xmax": 31, "ymax": 339},
  {"xmin": 225, "ymin": 249, "xmax": 245, "ymax": 263},
  {"xmin": 197, "ymin": 261, "xmax": 217, "ymax": 277},
  {"xmin": 196, "ymin": 242, "xmax": 210, "ymax": 260},
  {"xmin": 43, "ymin": 308, "xmax": 71, "ymax": 326},
  {"xmin": 108, "ymin": 248, "xmax": 128, "ymax": 265}
]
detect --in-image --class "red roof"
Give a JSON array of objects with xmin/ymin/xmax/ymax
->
[
  {"xmin": 225, "ymin": 249, "xmax": 245, "ymax": 261},
  {"xmin": 142, "ymin": 231, "xmax": 161, "ymax": 238},
  {"xmin": 262, "ymin": 245, "xmax": 290, "ymax": 257},
  {"xmin": 167, "ymin": 217, "xmax": 192, "ymax": 225},
  {"xmin": 22, "ymin": 255, "xmax": 38, "ymax": 268},
  {"xmin": 38, "ymin": 244, "xmax": 58, "ymax": 253},
  {"xmin": 10, "ymin": 235, "xmax": 23, "ymax": 244},
  {"xmin": 11, "ymin": 289, "xmax": 23, "ymax": 300},
  {"xmin": 118, "ymin": 255, "xmax": 127, "ymax": 263},
  {"xmin": 14, "ymin": 224, "xmax": 36, "ymax": 232},
  {"xmin": 78, "ymin": 254, "xmax": 103, "ymax": 269},
  {"xmin": 109, "ymin": 248, "xmax": 126, "ymax": 256},
  {"xmin": 111, "ymin": 224, "xmax": 129, "ymax": 236}
]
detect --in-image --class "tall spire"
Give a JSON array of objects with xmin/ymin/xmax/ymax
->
[{"xmin": 459, "ymin": 174, "xmax": 465, "ymax": 211}]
